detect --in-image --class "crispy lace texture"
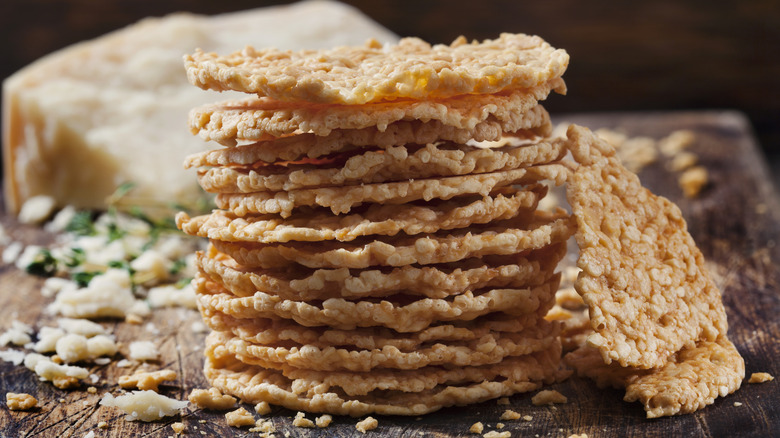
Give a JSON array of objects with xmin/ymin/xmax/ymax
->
[
  {"xmin": 203, "ymin": 333, "xmax": 566, "ymax": 416},
  {"xmin": 195, "ymin": 273, "xmax": 560, "ymax": 333},
  {"xmin": 178, "ymin": 186, "xmax": 546, "ymax": 243},
  {"xmin": 214, "ymin": 163, "xmax": 569, "ymax": 217},
  {"xmin": 195, "ymin": 140, "xmax": 565, "ymax": 193},
  {"xmin": 184, "ymin": 33, "xmax": 569, "ymax": 104},
  {"xmin": 210, "ymin": 213, "xmax": 575, "ymax": 269},
  {"xmin": 188, "ymin": 85, "xmax": 561, "ymax": 145},
  {"xmin": 196, "ymin": 242, "xmax": 565, "ymax": 301},
  {"xmin": 564, "ymin": 125, "xmax": 728, "ymax": 369}
]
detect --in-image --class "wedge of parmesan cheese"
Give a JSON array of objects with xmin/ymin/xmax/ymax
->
[{"xmin": 2, "ymin": 0, "xmax": 397, "ymax": 215}]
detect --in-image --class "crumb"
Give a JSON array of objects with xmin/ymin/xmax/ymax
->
[
  {"xmin": 678, "ymin": 165, "xmax": 708, "ymax": 198},
  {"xmin": 188, "ymin": 387, "xmax": 236, "ymax": 410},
  {"xmin": 119, "ymin": 369, "xmax": 177, "ymax": 392},
  {"xmin": 254, "ymin": 401, "xmax": 271, "ymax": 415},
  {"xmin": 6, "ymin": 392, "xmax": 37, "ymax": 410},
  {"xmin": 749, "ymin": 372, "xmax": 774, "ymax": 383},
  {"xmin": 667, "ymin": 151, "xmax": 698, "ymax": 172},
  {"xmin": 496, "ymin": 423, "xmax": 505, "ymax": 429},
  {"xmin": 483, "ymin": 432, "xmax": 511, "ymax": 438},
  {"xmin": 522, "ymin": 415, "xmax": 533, "ymax": 421},
  {"xmin": 87, "ymin": 386, "xmax": 97, "ymax": 394},
  {"xmin": 734, "ymin": 402, "xmax": 743, "ymax": 407},
  {"xmin": 531, "ymin": 390, "xmax": 568, "ymax": 406},
  {"xmin": 292, "ymin": 411, "xmax": 314, "ymax": 428},
  {"xmin": 470, "ymin": 422, "xmax": 484, "ymax": 434},
  {"xmin": 171, "ymin": 422, "xmax": 185, "ymax": 434},
  {"xmin": 496, "ymin": 397, "xmax": 510, "ymax": 405},
  {"xmin": 125, "ymin": 313, "xmax": 144, "ymax": 324},
  {"xmin": 225, "ymin": 407, "xmax": 255, "ymax": 428},
  {"xmin": 568, "ymin": 434, "xmax": 589, "ymax": 438},
  {"xmin": 97, "ymin": 421, "xmax": 109, "ymax": 429},
  {"xmin": 356, "ymin": 416, "xmax": 378, "ymax": 433},
  {"xmin": 250, "ymin": 418, "xmax": 276, "ymax": 434},
  {"xmin": 316, "ymin": 414, "xmax": 333, "ymax": 428},
  {"xmin": 500, "ymin": 409, "xmax": 522, "ymax": 421}
]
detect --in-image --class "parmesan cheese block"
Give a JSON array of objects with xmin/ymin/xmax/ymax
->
[{"xmin": 2, "ymin": 0, "xmax": 397, "ymax": 215}]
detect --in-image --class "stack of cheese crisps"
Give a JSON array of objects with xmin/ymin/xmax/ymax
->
[{"xmin": 177, "ymin": 34, "xmax": 575, "ymax": 416}]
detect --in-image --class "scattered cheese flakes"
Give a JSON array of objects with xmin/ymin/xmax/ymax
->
[
  {"xmin": 225, "ymin": 407, "xmax": 255, "ymax": 427},
  {"xmin": 316, "ymin": 414, "xmax": 333, "ymax": 428},
  {"xmin": 356, "ymin": 416, "xmax": 378, "ymax": 433},
  {"xmin": 483, "ymin": 432, "xmax": 511, "ymax": 438},
  {"xmin": 119, "ymin": 369, "xmax": 177, "ymax": 392},
  {"xmin": 6, "ymin": 392, "xmax": 38, "ymax": 410},
  {"xmin": 128, "ymin": 341, "xmax": 159, "ymax": 361},
  {"xmin": 171, "ymin": 422, "xmax": 185, "ymax": 434},
  {"xmin": 2, "ymin": 242, "xmax": 23, "ymax": 264},
  {"xmin": 34, "ymin": 327, "xmax": 65, "ymax": 353},
  {"xmin": 292, "ymin": 411, "xmax": 315, "ymax": 428},
  {"xmin": 97, "ymin": 421, "xmax": 109, "ymax": 429},
  {"xmin": 57, "ymin": 318, "xmax": 108, "ymax": 337},
  {"xmin": 18, "ymin": 195, "xmax": 56, "ymax": 224},
  {"xmin": 188, "ymin": 387, "xmax": 237, "ymax": 410},
  {"xmin": 83, "ymin": 431, "xmax": 95, "ymax": 438},
  {"xmin": 254, "ymin": 401, "xmax": 271, "ymax": 415},
  {"xmin": 500, "ymin": 409, "xmax": 522, "ymax": 421},
  {"xmin": 148, "ymin": 284, "xmax": 197, "ymax": 309},
  {"xmin": 250, "ymin": 419, "xmax": 276, "ymax": 434},
  {"xmin": 116, "ymin": 359, "xmax": 133, "ymax": 368},
  {"xmin": 0, "ymin": 320, "xmax": 33, "ymax": 347},
  {"xmin": 749, "ymin": 372, "xmax": 774, "ymax": 383},
  {"xmin": 48, "ymin": 269, "xmax": 140, "ymax": 318},
  {"xmin": 470, "ymin": 422, "xmax": 484, "ymax": 434},
  {"xmin": 125, "ymin": 314, "xmax": 145, "ymax": 324},
  {"xmin": 678, "ymin": 165, "xmax": 708, "ymax": 198},
  {"xmin": 531, "ymin": 390, "xmax": 568, "ymax": 406},
  {"xmin": 100, "ymin": 390, "xmax": 188, "ymax": 422},
  {"xmin": 0, "ymin": 349, "xmax": 27, "ymax": 365},
  {"xmin": 25, "ymin": 353, "xmax": 89, "ymax": 388}
]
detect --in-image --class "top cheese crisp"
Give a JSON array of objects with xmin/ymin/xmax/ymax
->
[{"xmin": 184, "ymin": 33, "xmax": 569, "ymax": 104}]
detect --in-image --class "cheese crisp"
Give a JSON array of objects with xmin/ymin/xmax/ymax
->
[{"xmin": 184, "ymin": 34, "xmax": 568, "ymax": 104}]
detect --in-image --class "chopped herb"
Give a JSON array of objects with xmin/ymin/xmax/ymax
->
[
  {"xmin": 25, "ymin": 249, "xmax": 58, "ymax": 277},
  {"xmin": 65, "ymin": 211, "xmax": 96, "ymax": 236},
  {"xmin": 63, "ymin": 248, "xmax": 86, "ymax": 268},
  {"xmin": 72, "ymin": 271, "xmax": 100, "ymax": 287},
  {"xmin": 106, "ymin": 182, "xmax": 137, "ymax": 206},
  {"xmin": 175, "ymin": 277, "xmax": 193, "ymax": 289},
  {"xmin": 106, "ymin": 222, "xmax": 126, "ymax": 242}
]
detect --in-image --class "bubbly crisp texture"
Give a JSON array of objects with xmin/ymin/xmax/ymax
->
[
  {"xmin": 179, "ymin": 186, "xmax": 547, "ymax": 243},
  {"xmin": 206, "ymin": 322, "xmax": 560, "ymax": 372},
  {"xmin": 185, "ymin": 121, "xmax": 550, "ymax": 166},
  {"xmin": 195, "ymin": 139, "xmax": 565, "ymax": 193},
  {"xmin": 118, "ymin": 369, "xmax": 177, "ymax": 392},
  {"xmin": 211, "ymin": 213, "xmax": 575, "ymax": 269},
  {"xmin": 203, "ymin": 310, "xmax": 555, "ymax": 352},
  {"xmin": 195, "ymin": 273, "xmax": 559, "ymax": 333},
  {"xmin": 215, "ymin": 163, "xmax": 569, "ymax": 217},
  {"xmin": 203, "ymin": 333, "xmax": 565, "ymax": 416},
  {"xmin": 197, "ymin": 242, "xmax": 565, "ymax": 300},
  {"xmin": 189, "ymin": 84, "xmax": 560, "ymax": 145},
  {"xmin": 565, "ymin": 337, "xmax": 744, "ymax": 418},
  {"xmin": 184, "ymin": 34, "xmax": 568, "ymax": 104},
  {"xmin": 564, "ymin": 125, "xmax": 728, "ymax": 369},
  {"xmin": 6, "ymin": 392, "xmax": 38, "ymax": 410}
]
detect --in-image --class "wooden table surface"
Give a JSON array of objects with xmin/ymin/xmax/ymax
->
[{"xmin": 0, "ymin": 111, "xmax": 777, "ymax": 437}]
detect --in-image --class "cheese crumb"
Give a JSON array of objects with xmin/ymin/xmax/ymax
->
[
  {"xmin": 254, "ymin": 400, "xmax": 271, "ymax": 415},
  {"xmin": 0, "ymin": 320, "xmax": 33, "ymax": 347},
  {"xmin": 171, "ymin": 422, "xmax": 185, "ymax": 434},
  {"xmin": 128, "ymin": 341, "xmax": 159, "ymax": 361},
  {"xmin": 0, "ymin": 348, "xmax": 27, "ymax": 365},
  {"xmin": 469, "ymin": 422, "xmax": 484, "ymax": 434},
  {"xmin": 316, "ymin": 414, "xmax": 333, "ymax": 428},
  {"xmin": 292, "ymin": 411, "xmax": 315, "ymax": 428},
  {"xmin": 500, "ymin": 409, "xmax": 522, "ymax": 421},
  {"xmin": 531, "ymin": 390, "xmax": 568, "ymax": 406},
  {"xmin": 496, "ymin": 423, "xmax": 505, "ymax": 429},
  {"xmin": 225, "ymin": 407, "xmax": 255, "ymax": 428},
  {"xmin": 496, "ymin": 397, "xmax": 510, "ymax": 405},
  {"xmin": 97, "ymin": 421, "xmax": 109, "ymax": 429},
  {"xmin": 87, "ymin": 386, "xmax": 97, "ymax": 394},
  {"xmin": 749, "ymin": 372, "xmax": 774, "ymax": 383},
  {"xmin": 6, "ymin": 392, "xmax": 38, "ymax": 410},
  {"xmin": 19, "ymin": 195, "xmax": 56, "ymax": 224},
  {"xmin": 483, "ymin": 432, "xmax": 511, "ymax": 438},
  {"xmin": 734, "ymin": 402, "xmax": 743, "ymax": 407},
  {"xmin": 100, "ymin": 390, "xmax": 188, "ymax": 421},
  {"xmin": 188, "ymin": 387, "xmax": 237, "ymax": 410},
  {"xmin": 119, "ymin": 369, "xmax": 177, "ymax": 392},
  {"xmin": 568, "ymin": 434, "xmax": 589, "ymax": 438},
  {"xmin": 250, "ymin": 418, "xmax": 276, "ymax": 434},
  {"xmin": 522, "ymin": 415, "xmax": 533, "ymax": 421},
  {"xmin": 148, "ymin": 284, "xmax": 197, "ymax": 309},
  {"xmin": 356, "ymin": 416, "xmax": 378, "ymax": 433},
  {"xmin": 678, "ymin": 165, "xmax": 708, "ymax": 198}
]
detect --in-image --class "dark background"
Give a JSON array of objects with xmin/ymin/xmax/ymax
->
[{"xmin": 1, "ymin": 0, "xmax": 778, "ymax": 183}]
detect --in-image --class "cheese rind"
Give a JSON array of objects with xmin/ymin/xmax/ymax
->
[{"xmin": 2, "ymin": 1, "xmax": 397, "ymax": 215}]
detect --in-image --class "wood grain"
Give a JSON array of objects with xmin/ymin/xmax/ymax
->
[{"xmin": 1, "ymin": 111, "xmax": 778, "ymax": 437}]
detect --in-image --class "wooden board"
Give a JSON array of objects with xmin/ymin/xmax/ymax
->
[{"xmin": 1, "ymin": 111, "xmax": 777, "ymax": 437}]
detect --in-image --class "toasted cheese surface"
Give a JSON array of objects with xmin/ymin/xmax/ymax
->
[{"xmin": 2, "ymin": 0, "xmax": 397, "ymax": 214}]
